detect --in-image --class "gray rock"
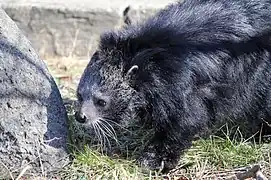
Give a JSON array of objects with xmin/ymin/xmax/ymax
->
[
  {"xmin": 2, "ymin": 5, "xmax": 121, "ymax": 58},
  {"xmin": 0, "ymin": 8, "xmax": 69, "ymax": 178}
]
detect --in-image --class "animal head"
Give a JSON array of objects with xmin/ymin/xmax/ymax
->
[
  {"xmin": 75, "ymin": 33, "xmax": 153, "ymax": 129},
  {"xmin": 75, "ymin": 24, "xmax": 182, "ymax": 144}
]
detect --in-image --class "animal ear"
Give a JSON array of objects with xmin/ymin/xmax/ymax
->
[
  {"xmin": 127, "ymin": 65, "xmax": 139, "ymax": 77},
  {"xmin": 126, "ymin": 65, "xmax": 140, "ymax": 87}
]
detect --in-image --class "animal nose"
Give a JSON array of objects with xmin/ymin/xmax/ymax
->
[{"xmin": 75, "ymin": 111, "xmax": 87, "ymax": 123}]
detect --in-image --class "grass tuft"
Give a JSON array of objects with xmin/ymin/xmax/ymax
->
[
  {"xmin": 60, "ymin": 146, "xmax": 150, "ymax": 180},
  {"xmin": 183, "ymin": 136, "xmax": 262, "ymax": 169}
]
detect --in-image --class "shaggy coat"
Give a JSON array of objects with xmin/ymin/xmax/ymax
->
[{"xmin": 76, "ymin": 0, "xmax": 271, "ymax": 172}]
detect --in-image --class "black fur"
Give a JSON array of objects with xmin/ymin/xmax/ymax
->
[{"xmin": 76, "ymin": 0, "xmax": 271, "ymax": 172}]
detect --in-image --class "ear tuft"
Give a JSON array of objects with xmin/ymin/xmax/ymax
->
[
  {"xmin": 127, "ymin": 65, "xmax": 139, "ymax": 77},
  {"xmin": 126, "ymin": 65, "xmax": 139, "ymax": 88}
]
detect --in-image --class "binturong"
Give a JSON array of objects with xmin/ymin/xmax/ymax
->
[{"xmin": 75, "ymin": 0, "xmax": 271, "ymax": 172}]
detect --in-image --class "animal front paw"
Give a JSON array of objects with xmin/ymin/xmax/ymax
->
[{"xmin": 137, "ymin": 150, "xmax": 178, "ymax": 173}]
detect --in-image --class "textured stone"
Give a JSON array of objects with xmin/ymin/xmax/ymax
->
[
  {"xmin": 3, "ymin": 6, "xmax": 120, "ymax": 58},
  {"xmin": 0, "ymin": 8, "xmax": 69, "ymax": 178}
]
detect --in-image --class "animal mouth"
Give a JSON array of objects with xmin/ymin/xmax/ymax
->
[{"xmin": 88, "ymin": 118, "xmax": 119, "ymax": 149}]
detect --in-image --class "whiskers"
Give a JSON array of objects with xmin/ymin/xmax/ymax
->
[{"xmin": 91, "ymin": 118, "xmax": 122, "ymax": 150}]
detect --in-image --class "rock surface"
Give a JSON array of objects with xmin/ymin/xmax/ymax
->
[
  {"xmin": 0, "ymin": 0, "xmax": 175, "ymax": 58},
  {"xmin": 0, "ymin": 8, "xmax": 69, "ymax": 178}
]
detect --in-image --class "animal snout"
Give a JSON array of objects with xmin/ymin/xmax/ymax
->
[{"xmin": 75, "ymin": 111, "xmax": 87, "ymax": 123}]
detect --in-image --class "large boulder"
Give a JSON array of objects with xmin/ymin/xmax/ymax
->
[{"xmin": 0, "ymin": 8, "xmax": 69, "ymax": 178}]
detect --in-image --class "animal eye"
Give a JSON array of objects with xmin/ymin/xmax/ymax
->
[{"xmin": 96, "ymin": 99, "xmax": 107, "ymax": 107}]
